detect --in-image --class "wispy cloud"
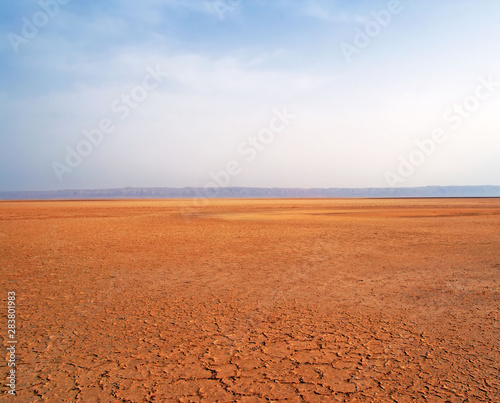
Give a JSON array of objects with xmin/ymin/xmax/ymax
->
[{"xmin": 300, "ymin": 1, "xmax": 368, "ymax": 24}]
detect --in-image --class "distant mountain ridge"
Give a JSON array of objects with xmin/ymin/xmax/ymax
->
[{"xmin": 1, "ymin": 186, "xmax": 499, "ymax": 200}]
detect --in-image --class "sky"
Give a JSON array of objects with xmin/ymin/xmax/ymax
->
[{"xmin": 1, "ymin": 0, "xmax": 499, "ymax": 191}]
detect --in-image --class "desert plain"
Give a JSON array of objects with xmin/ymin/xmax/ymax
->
[{"xmin": 0, "ymin": 198, "xmax": 499, "ymax": 402}]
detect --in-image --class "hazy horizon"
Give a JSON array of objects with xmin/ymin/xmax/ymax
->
[
  {"xmin": 1, "ymin": 0, "xmax": 500, "ymax": 191},
  {"xmin": 2, "ymin": 184, "xmax": 500, "ymax": 194}
]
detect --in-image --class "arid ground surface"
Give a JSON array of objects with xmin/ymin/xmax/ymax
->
[{"xmin": 1, "ymin": 198, "xmax": 499, "ymax": 402}]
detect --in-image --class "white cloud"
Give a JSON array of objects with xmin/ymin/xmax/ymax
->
[{"xmin": 277, "ymin": 0, "xmax": 368, "ymax": 24}]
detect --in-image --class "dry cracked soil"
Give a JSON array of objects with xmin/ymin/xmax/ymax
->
[{"xmin": 0, "ymin": 198, "xmax": 499, "ymax": 402}]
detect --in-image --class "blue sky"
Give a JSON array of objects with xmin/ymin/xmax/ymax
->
[{"xmin": 1, "ymin": 0, "xmax": 499, "ymax": 191}]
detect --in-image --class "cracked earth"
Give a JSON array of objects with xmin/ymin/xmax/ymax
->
[{"xmin": 1, "ymin": 198, "xmax": 499, "ymax": 401}]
